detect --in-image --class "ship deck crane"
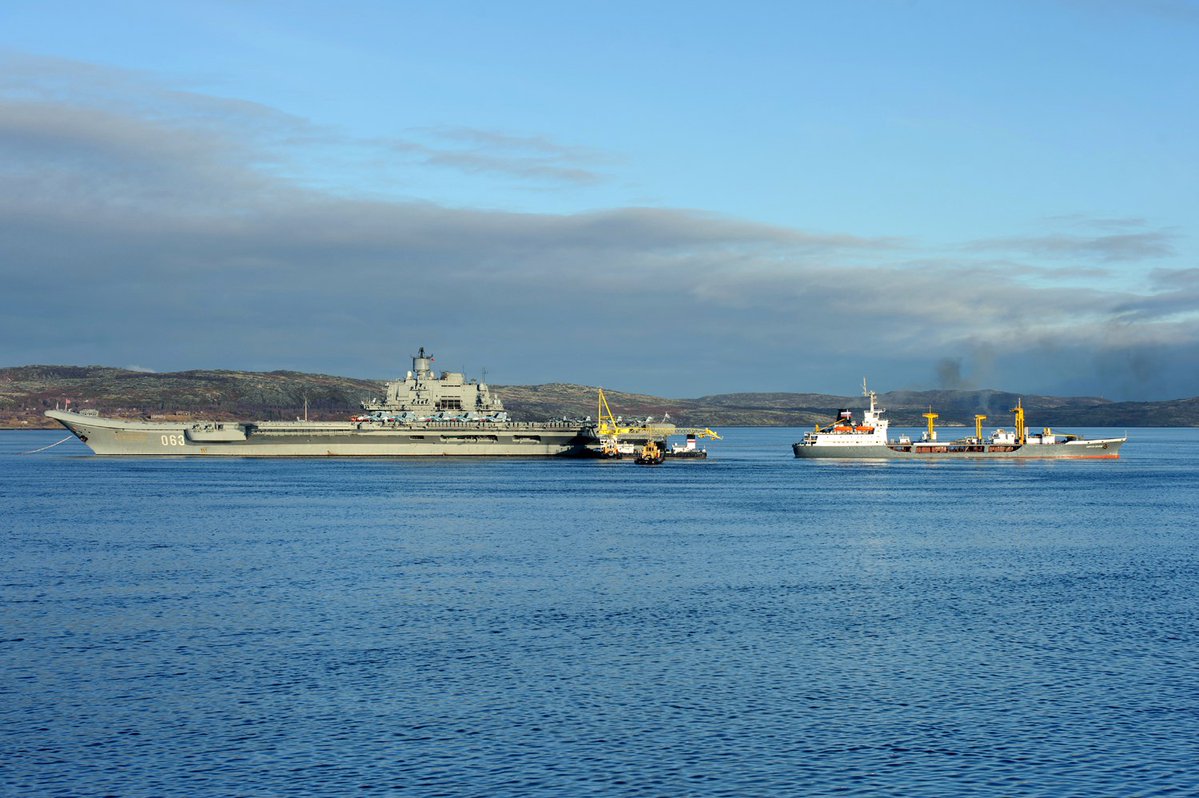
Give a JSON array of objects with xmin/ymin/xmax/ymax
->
[
  {"xmin": 595, "ymin": 388, "xmax": 721, "ymax": 442},
  {"xmin": 922, "ymin": 409, "xmax": 939, "ymax": 441},
  {"xmin": 1011, "ymin": 399, "xmax": 1026, "ymax": 445},
  {"xmin": 974, "ymin": 414, "xmax": 987, "ymax": 441}
]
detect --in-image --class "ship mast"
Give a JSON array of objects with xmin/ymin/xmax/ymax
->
[{"xmin": 862, "ymin": 377, "xmax": 880, "ymax": 415}]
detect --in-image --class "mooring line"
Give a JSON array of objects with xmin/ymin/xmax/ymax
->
[{"xmin": 19, "ymin": 435, "xmax": 76, "ymax": 455}]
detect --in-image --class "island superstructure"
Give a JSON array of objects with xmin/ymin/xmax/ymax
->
[
  {"xmin": 45, "ymin": 348, "xmax": 597, "ymax": 457},
  {"xmin": 792, "ymin": 381, "xmax": 1126, "ymax": 460}
]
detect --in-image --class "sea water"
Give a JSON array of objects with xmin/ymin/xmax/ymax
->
[{"xmin": 2, "ymin": 428, "xmax": 1197, "ymax": 797}]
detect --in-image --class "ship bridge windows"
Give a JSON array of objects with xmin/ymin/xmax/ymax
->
[{"xmin": 437, "ymin": 398, "xmax": 463, "ymax": 411}]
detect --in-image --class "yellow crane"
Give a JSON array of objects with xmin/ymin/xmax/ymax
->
[
  {"xmin": 974, "ymin": 414, "xmax": 987, "ymax": 441},
  {"xmin": 1011, "ymin": 399, "xmax": 1027, "ymax": 445},
  {"xmin": 596, "ymin": 388, "xmax": 720, "ymax": 442},
  {"xmin": 922, "ymin": 408, "xmax": 939, "ymax": 441}
]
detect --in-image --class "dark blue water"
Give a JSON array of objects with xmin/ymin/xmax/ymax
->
[{"xmin": 3, "ymin": 428, "xmax": 1198, "ymax": 797}]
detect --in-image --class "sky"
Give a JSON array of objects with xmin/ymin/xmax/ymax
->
[{"xmin": 1, "ymin": 1, "xmax": 1196, "ymax": 400}]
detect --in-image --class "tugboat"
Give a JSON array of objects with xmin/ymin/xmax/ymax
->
[
  {"xmin": 634, "ymin": 440, "xmax": 665, "ymax": 465},
  {"xmin": 792, "ymin": 381, "xmax": 1126, "ymax": 460},
  {"xmin": 598, "ymin": 438, "xmax": 626, "ymax": 459}
]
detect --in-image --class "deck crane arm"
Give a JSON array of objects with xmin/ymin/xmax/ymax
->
[{"xmin": 595, "ymin": 388, "xmax": 719, "ymax": 440}]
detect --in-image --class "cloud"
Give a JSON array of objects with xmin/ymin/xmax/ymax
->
[
  {"xmin": 966, "ymin": 229, "xmax": 1177, "ymax": 262},
  {"xmin": 1, "ymin": 53, "xmax": 1196, "ymax": 400},
  {"xmin": 386, "ymin": 125, "xmax": 612, "ymax": 186},
  {"xmin": 1148, "ymin": 267, "xmax": 1199, "ymax": 291},
  {"xmin": 1109, "ymin": 268, "xmax": 1199, "ymax": 322},
  {"xmin": 1042, "ymin": 213, "xmax": 1151, "ymax": 231}
]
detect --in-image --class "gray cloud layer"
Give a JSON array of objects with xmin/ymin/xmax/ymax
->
[
  {"xmin": 383, "ymin": 126, "xmax": 612, "ymax": 187},
  {"xmin": 2, "ymin": 54, "xmax": 1195, "ymax": 400},
  {"xmin": 966, "ymin": 230, "xmax": 1176, "ymax": 262}
]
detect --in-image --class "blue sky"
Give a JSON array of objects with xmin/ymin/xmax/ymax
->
[{"xmin": 1, "ymin": 1, "xmax": 1196, "ymax": 399}]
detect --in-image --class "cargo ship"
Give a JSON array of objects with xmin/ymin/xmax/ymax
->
[
  {"xmin": 792, "ymin": 382, "xmax": 1126, "ymax": 460},
  {"xmin": 45, "ymin": 348, "xmax": 597, "ymax": 457}
]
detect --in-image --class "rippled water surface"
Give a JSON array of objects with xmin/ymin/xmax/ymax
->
[{"xmin": 3, "ymin": 428, "xmax": 1198, "ymax": 796}]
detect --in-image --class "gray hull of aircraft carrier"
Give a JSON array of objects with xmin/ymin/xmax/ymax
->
[
  {"xmin": 43, "ymin": 412, "xmax": 595, "ymax": 457},
  {"xmin": 46, "ymin": 348, "xmax": 598, "ymax": 457}
]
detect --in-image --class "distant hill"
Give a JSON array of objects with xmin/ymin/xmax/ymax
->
[
  {"xmin": 0, "ymin": 365, "xmax": 380, "ymax": 428},
  {"xmin": 2, "ymin": 365, "xmax": 1196, "ymax": 428}
]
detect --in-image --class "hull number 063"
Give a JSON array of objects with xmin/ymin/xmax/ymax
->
[{"xmin": 161, "ymin": 434, "xmax": 186, "ymax": 446}]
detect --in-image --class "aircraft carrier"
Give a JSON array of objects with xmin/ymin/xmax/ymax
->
[{"xmin": 45, "ymin": 348, "xmax": 598, "ymax": 457}]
